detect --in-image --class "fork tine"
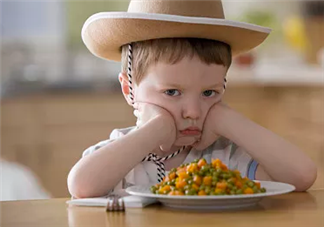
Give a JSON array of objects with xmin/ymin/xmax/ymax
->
[{"xmin": 106, "ymin": 195, "xmax": 125, "ymax": 212}]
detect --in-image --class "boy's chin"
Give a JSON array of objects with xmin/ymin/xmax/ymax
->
[{"xmin": 174, "ymin": 137, "xmax": 198, "ymax": 147}]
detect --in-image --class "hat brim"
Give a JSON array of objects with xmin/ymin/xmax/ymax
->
[{"xmin": 82, "ymin": 12, "xmax": 271, "ymax": 62}]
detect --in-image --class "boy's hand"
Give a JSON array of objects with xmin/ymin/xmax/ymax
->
[
  {"xmin": 193, "ymin": 102, "xmax": 229, "ymax": 151},
  {"xmin": 133, "ymin": 102, "xmax": 177, "ymax": 152}
]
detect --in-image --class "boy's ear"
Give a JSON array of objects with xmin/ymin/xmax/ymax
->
[{"xmin": 118, "ymin": 72, "xmax": 134, "ymax": 106}]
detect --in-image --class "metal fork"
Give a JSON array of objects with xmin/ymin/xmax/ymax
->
[{"xmin": 106, "ymin": 194, "xmax": 125, "ymax": 211}]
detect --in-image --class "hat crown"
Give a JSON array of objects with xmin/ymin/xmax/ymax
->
[{"xmin": 128, "ymin": 0, "xmax": 225, "ymax": 19}]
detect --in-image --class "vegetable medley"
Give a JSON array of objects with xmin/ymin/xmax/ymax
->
[{"xmin": 150, "ymin": 158, "xmax": 266, "ymax": 196}]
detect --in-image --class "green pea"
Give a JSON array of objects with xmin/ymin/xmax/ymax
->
[
  {"xmin": 230, "ymin": 190, "xmax": 236, "ymax": 195},
  {"xmin": 236, "ymin": 189, "xmax": 243, "ymax": 194},
  {"xmin": 205, "ymin": 186, "xmax": 211, "ymax": 194},
  {"xmin": 227, "ymin": 178, "xmax": 235, "ymax": 184},
  {"xmin": 171, "ymin": 179, "xmax": 176, "ymax": 185},
  {"xmin": 216, "ymin": 169, "xmax": 222, "ymax": 174},
  {"xmin": 185, "ymin": 188, "xmax": 197, "ymax": 195},
  {"xmin": 201, "ymin": 165, "xmax": 209, "ymax": 172},
  {"xmin": 185, "ymin": 184, "xmax": 191, "ymax": 189},
  {"xmin": 185, "ymin": 177, "xmax": 192, "ymax": 182},
  {"xmin": 212, "ymin": 176, "xmax": 218, "ymax": 181},
  {"xmin": 171, "ymin": 168, "xmax": 177, "ymax": 173},
  {"xmin": 209, "ymin": 191, "xmax": 217, "ymax": 196},
  {"xmin": 199, "ymin": 185, "xmax": 206, "ymax": 191},
  {"xmin": 198, "ymin": 170, "xmax": 205, "ymax": 176},
  {"xmin": 150, "ymin": 186, "xmax": 157, "ymax": 193},
  {"xmin": 229, "ymin": 171, "xmax": 236, "ymax": 178},
  {"xmin": 260, "ymin": 188, "xmax": 266, "ymax": 193},
  {"xmin": 232, "ymin": 186, "xmax": 238, "ymax": 191},
  {"xmin": 180, "ymin": 164, "xmax": 185, "ymax": 168},
  {"xmin": 227, "ymin": 184, "xmax": 233, "ymax": 189},
  {"xmin": 247, "ymin": 181, "xmax": 255, "ymax": 188},
  {"xmin": 193, "ymin": 159, "xmax": 199, "ymax": 163},
  {"xmin": 212, "ymin": 181, "xmax": 217, "ymax": 186},
  {"xmin": 212, "ymin": 172, "xmax": 219, "ymax": 177},
  {"xmin": 186, "ymin": 171, "xmax": 193, "ymax": 177},
  {"xmin": 222, "ymin": 173, "xmax": 229, "ymax": 179},
  {"xmin": 253, "ymin": 186, "xmax": 259, "ymax": 193}
]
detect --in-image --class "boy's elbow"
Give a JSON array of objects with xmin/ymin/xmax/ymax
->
[
  {"xmin": 67, "ymin": 168, "xmax": 93, "ymax": 198},
  {"xmin": 294, "ymin": 163, "xmax": 317, "ymax": 192}
]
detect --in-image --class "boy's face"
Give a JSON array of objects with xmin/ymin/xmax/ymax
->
[{"xmin": 132, "ymin": 56, "xmax": 227, "ymax": 147}]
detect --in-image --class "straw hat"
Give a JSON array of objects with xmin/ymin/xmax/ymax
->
[{"xmin": 82, "ymin": 0, "xmax": 271, "ymax": 62}]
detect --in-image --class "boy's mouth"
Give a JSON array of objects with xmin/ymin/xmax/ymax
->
[{"xmin": 180, "ymin": 127, "xmax": 201, "ymax": 136}]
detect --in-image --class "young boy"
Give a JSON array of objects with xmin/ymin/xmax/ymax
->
[{"xmin": 68, "ymin": 0, "xmax": 317, "ymax": 198}]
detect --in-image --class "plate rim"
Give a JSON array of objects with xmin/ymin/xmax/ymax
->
[{"xmin": 125, "ymin": 181, "xmax": 296, "ymax": 200}]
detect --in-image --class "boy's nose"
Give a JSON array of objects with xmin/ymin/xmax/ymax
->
[{"xmin": 182, "ymin": 100, "xmax": 201, "ymax": 120}]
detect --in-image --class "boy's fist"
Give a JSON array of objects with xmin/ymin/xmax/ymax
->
[
  {"xmin": 133, "ymin": 102, "xmax": 177, "ymax": 152},
  {"xmin": 193, "ymin": 102, "xmax": 230, "ymax": 151}
]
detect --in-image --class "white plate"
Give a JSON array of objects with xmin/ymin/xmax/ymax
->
[{"xmin": 126, "ymin": 181, "xmax": 295, "ymax": 210}]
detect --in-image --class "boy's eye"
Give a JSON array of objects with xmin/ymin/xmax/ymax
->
[
  {"xmin": 203, "ymin": 90, "xmax": 217, "ymax": 97},
  {"xmin": 164, "ymin": 89, "xmax": 181, "ymax": 96}
]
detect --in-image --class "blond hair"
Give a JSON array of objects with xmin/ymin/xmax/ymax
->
[{"xmin": 121, "ymin": 38, "xmax": 232, "ymax": 84}]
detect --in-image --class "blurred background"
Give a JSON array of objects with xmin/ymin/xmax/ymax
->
[{"xmin": 0, "ymin": 0, "xmax": 323, "ymax": 199}]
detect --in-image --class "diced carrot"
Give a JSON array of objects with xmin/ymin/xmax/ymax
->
[
  {"xmin": 228, "ymin": 177, "xmax": 237, "ymax": 183},
  {"xmin": 235, "ymin": 181, "xmax": 243, "ymax": 189},
  {"xmin": 193, "ymin": 175, "xmax": 202, "ymax": 185},
  {"xmin": 215, "ymin": 188, "xmax": 224, "ymax": 194},
  {"xmin": 159, "ymin": 185, "xmax": 171, "ymax": 194},
  {"xmin": 220, "ymin": 163, "xmax": 228, "ymax": 171},
  {"xmin": 169, "ymin": 172, "xmax": 176, "ymax": 180},
  {"xmin": 174, "ymin": 190, "xmax": 185, "ymax": 196},
  {"xmin": 163, "ymin": 176, "xmax": 169, "ymax": 182},
  {"xmin": 216, "ymin": 182, "xmax": 227, "ymax": 190},
  {"xmin": 198, "ymin": 190, "xmax": 207, "ymax": 196},
  {"xmin": 168, "ymin": 191, "xmax": 176, "ymax": 196},
  {"xmin": 234, "ymin": 170, "xmax": 241, "ymax": 175},
  {"xmin": 192, "ymin": 184, "xmax": 200, "ymax": 191},
  {"xmin": 197, "ymin": 159, "xmax": 207, "ymax": 168},
  {"xmin": 176, "ymin": 167, "xmax": 187, "ymax": 175},
  {"xmin": 255, "ymin": 181, "xmax": 261, "ymax": 189},
  {"xmin": 178, "ymin": 172, "xmax": 189, "ymax": 180},
  {"xmin": 187, "ymin": 163, "xmax": 198, "ymax": 173},
  {"xmin": 244, "ymin": 187, "xmax": 254, "ymax": 194},
  {"xmin": 211, "ymin": 159, "xmax": 222, "ymax": 167},
  {"xmin": 176, "ymin": 180, "xmax": 187, "ymax": 189},
  {"xmin": 203, "ymin": 176, "xmax": 212, "ymax": 186}
]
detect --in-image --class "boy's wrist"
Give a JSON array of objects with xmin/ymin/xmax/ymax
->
[
  {"xmin": 139, "ymin": 116, "xmax": 174, "ymax": 148},
  {"xmin": 215, "ymin": 106, "xmax": 248, "ymax": 140}
]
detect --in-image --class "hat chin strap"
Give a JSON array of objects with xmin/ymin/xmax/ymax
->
[
  {"xmin": 128, "ymin": 43, "xmax": 187, "ymax": 182},
  {"xmin": 127, "ymin": 43, "xmax": 227, "ymax": 183}
]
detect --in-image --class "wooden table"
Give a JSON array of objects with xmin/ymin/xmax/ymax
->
[{"xmin": 2, "ymin": 190, "xmax": 324, "ymax": 227}]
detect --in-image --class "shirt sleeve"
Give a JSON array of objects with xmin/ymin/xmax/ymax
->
[
  {"xmin": 229, "ymin": 144, "xmax": 259, "ymax": 180},
  {"xmin": 82, "ymin": 129, "xmax": 124, "ymax": 157}
]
